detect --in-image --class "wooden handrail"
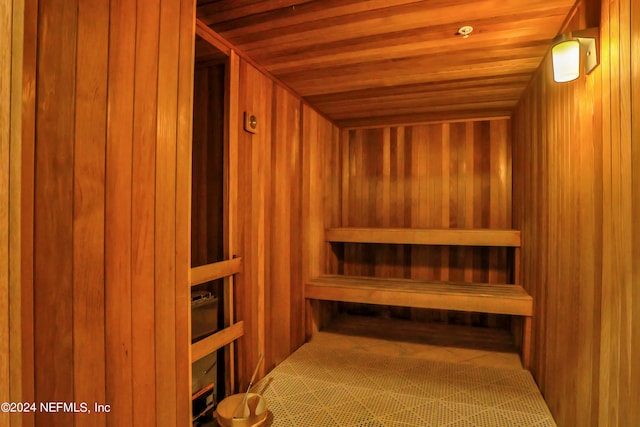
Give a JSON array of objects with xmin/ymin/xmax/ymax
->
[
  {"xmin": 190, "ymin": 257, "xmax": 243, "ymax": 287},
  {"xmin": 191, "ymin": 321, "xmax": 244, "ymax": 363}
]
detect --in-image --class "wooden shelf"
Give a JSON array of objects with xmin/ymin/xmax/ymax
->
[
  {"xmin": 326, "ymin": 228, "xmax": 521, "ymax": 247},
  {"xmin": 191, "ymin": 321, "xmax": 244, "ymax": 363},
  {"xmin": 306, "ymin": 275, "xmax": 532, "ymax": 316}
]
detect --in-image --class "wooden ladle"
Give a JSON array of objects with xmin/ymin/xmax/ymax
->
[{"xmin": 233, "ymin": 353, "xmax": 264, "ymax": 419}]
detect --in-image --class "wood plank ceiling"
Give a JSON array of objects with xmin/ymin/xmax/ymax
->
[{"xmin": 196, "ymin": 0, "xmax": 577, "ymax": 127}]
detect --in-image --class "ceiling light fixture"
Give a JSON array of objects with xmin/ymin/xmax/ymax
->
[
  {"xmin": 457, "ymin": 26, "xmax": 473, "ymax": 39},
  {"xmin": 551, "ymin": 28, "xmax": 599, "ymax": 83}
]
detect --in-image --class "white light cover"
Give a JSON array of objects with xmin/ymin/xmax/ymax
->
[{"xmin": 552, "ymin": 39, "xmax": 580, "ymax": 82}]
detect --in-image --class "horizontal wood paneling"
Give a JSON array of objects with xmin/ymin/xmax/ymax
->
[
  {"xmin": 337, "ymin": 121, "xmax": 512, "ymax": 294},
  {"xmin": 23, "ymin": 0, "xmax": 195, "ymax": 425},
  {"xmin": 198, "ymin": 0, "xmax": 576, "ymax": 124},
  {"xmin": 512, "ymin": 0, "xmax": 639, "ymax": 425}
]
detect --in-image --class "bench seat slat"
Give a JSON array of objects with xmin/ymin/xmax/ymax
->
[
  {"xmin": 326, "ymin": 228, "xmax": 521, "ymax": 247},
  {"xmin": 306, "ymin": 275, "xmax": 533, "ymax": 316}
]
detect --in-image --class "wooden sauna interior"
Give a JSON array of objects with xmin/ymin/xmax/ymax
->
[{"xmin": 1, "ymin": 0, "xmax": 638, "ymax": 426}]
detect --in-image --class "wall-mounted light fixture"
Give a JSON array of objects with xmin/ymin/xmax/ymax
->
[{"xmin": 551, "ymin": 28, "xmax": 599, "ymax": 83}]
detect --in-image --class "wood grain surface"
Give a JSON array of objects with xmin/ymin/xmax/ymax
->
[
  {"xmin": 198, "ymin": 0, "xmax": 576, "ymax": 125},
  {"xmin": 234, "ymin": 58, "xmax": 323, "ymax": 389},
  {"xmin": 74, "ymin": 1, "xmax": 108, "ymax": 426},
  {"xmin": 1, "ymin": 1, "xmax": 25, "ymax": 426},
  {"xmin": 18, "ymin": 0, "xmax": 196, "ymax": 425},
  {"xmin": 332, "ymin": 120, "xmax": 513, "ymax": 328},
  {"xmin": 306, "ymin": 275, "xmax": 532, "ymax": 316},
  {"xmin": 326, "ymin": 228, "xmax": 520, "ymax": 247},
  {"xmin": 513, "ymin": 1, "xmax": 639, "ymax": 426}
]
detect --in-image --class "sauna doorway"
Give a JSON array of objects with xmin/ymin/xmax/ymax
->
[{"xmin": 190, "ymin": 33, "xmax": 241, "ymax": 424}]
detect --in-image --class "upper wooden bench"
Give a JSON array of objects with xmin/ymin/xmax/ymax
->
[
  {"xmin": 325, "ymin": 227, "xmax": 521, "ymax": 247},
  {"xmin": 305, "ymin": 227, "xmax": 532, "ymax": 368},
  {"xmin": 306, "ymin": 275, "xmax": 532, "ymax": 317}
]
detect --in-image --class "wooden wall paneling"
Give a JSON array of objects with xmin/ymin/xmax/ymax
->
[
  {"xmin": 487, "ymin": 120, "xmax": 511, "ymax": 328},
  {"xmin": 602, "ymin": 0, "xmax": 626, "ymax": 425},
  {"xmin": 21, "ymin": 1, "xmax": 36, "ymax": 424},
  {"xmin": 73, "ymin": 1, "xmax": 108, "ymax": 426},
  {"xmin": 631, "ymin": 1, "xmax": 640, "ymax": 425},
  {"xmin": 225, "ymin": 50, "xmax": 240, "ymax": 392},
  {"xmin": 155, "ymin": 0, "xmax": 181, "ymax": 422},
  {"xmin": 1, "ymin": 0, "xmax": 25, "ymax": 425},
  {"xmin": 105, "ymin": 0, "xmax": 136, "ymax": 424},
  {"xmin": 18, "ymin": 0, "xmax": 195, "ymax": 424},
  {"xmin": 599, "ymin": 0, "xmax": 637, "ymax": 425},
  {"xmin": 10, "ymin": 2, "xmax": 26, "ymax": 423},
  {"xmin": 288, "ymin": 99, "xmax": 305, "ymax": 353},
  {"xmin": 131, "ymin": 0, "xmax": 160, "ymax": 424},
  {"xmin": 10, "ymin": 0, "xmax": 25, "ymax": 422},
  {"xmin": 512, "ymin": 0, "xmax": 614, "ymax": 425},
  {"xmin": 235, "ymin": 59, "xmax": 272, "ymax": 389},
  {"xmin": 1, "ymin": 0, "xmax": 11, "ymax": 419},
  {"xmin": 33, "ymin": 1, "xmax": 77, "ymax": 425},
  {"xmin": 302, "ymin": 105, "xmax": 333, "ymax": 335},
  {"xmin": 599, "ymin": 0, "xmax": 614, "ymax": 424},
  {"xmin": 175, "ymin": 0, "xmax": 195, "ymax": 422},
  {"xmin": 340, "ymin": 120, "xmax": 512, "ymax": 325},
  {"xmin": 324, "ymin": 117, "xmax": 342, "ymax": 277},
  {"xmin": 268, "ymin": 84, "xmax": 301, "ymax": 369}
]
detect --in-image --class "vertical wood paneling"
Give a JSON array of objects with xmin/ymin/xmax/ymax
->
[
  {"xmin": 236, "ymin": 59, "xmax": 272, "ymax": 388},
  {"xmin": 268, "ymin": 85, "xmax": 301, "ymax": 368},
  {"xmin": 33, "ymin": 1, "xmax": 77, "ymax": 425},
  {"xmin": 175, "ymin": 0, "xmax": 195, "ymax": 421},
  {"xmin": 599, "ymin": 0, "xmax": 638, "ymax": 425},
  {"xmin": 21, "ymin": 0, "xmax": 195, "ymax": 424},
  {"xmin": 513, "ymin": 1, "xmax": 639, "ymax": 425},
  {"xmin": 155, "ymin": 0, "xmax": 181, "ymax": 422},
  {"xmin": 1, "ymin": 1, "xmax": 25, "ymax": 425},
  {"xmin": 337, "ymin": 119, "xmax": 512, "ymax": 325},
  {"xmin": 230, "ymin": 57, "xmax": 318, "ymax": 389},
  {"xmin": 131, "ymin": 0, "xmax": 159, "ymax": 425},
  {"xmin": 302, "ymin": 104, "xmax": 341, "ymax": 333},
  {"xmin": 631, "ymin": 1, "xmax": 640, "ymax": 425},
  {"xmin": 105, "ymin": 0, "xmax": 135, "ymax": 424},
  {"xmin": 224, "ymin": 50, "xmax": 240, "ymax": 391},
  {"xmin": 73, "ymin": 1, "xmax": 108, "ymax": 426},
  {"xmin": 0, "ymin": 0, "xmax": 12, "ymax": 419},
  {"xmin": 20, "ymin": 2, "xmax": 36, "ymax": 423}
]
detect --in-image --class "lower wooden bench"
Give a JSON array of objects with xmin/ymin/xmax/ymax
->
[{"xmin": 305, "ymin": 274, "xmax": 533, "ymax": 368}]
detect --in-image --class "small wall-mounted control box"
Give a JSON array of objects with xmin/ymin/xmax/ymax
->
[{"xmin": 244, "ymin": 112, "xmax": 257, "ymax": 134}]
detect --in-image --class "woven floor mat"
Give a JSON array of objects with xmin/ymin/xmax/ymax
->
[{"xmin": 252, "ymin": 341, "xmax": 555, "ymax": 427}]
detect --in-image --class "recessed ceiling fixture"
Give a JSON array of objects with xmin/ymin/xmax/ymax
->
[
  {"xmin": 457, "ymin": 26, "xmax": 473, "ymax": 38},
  {"xmin": 551, "ymin": 28, "xmax": 599, "ymax": 83}
]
